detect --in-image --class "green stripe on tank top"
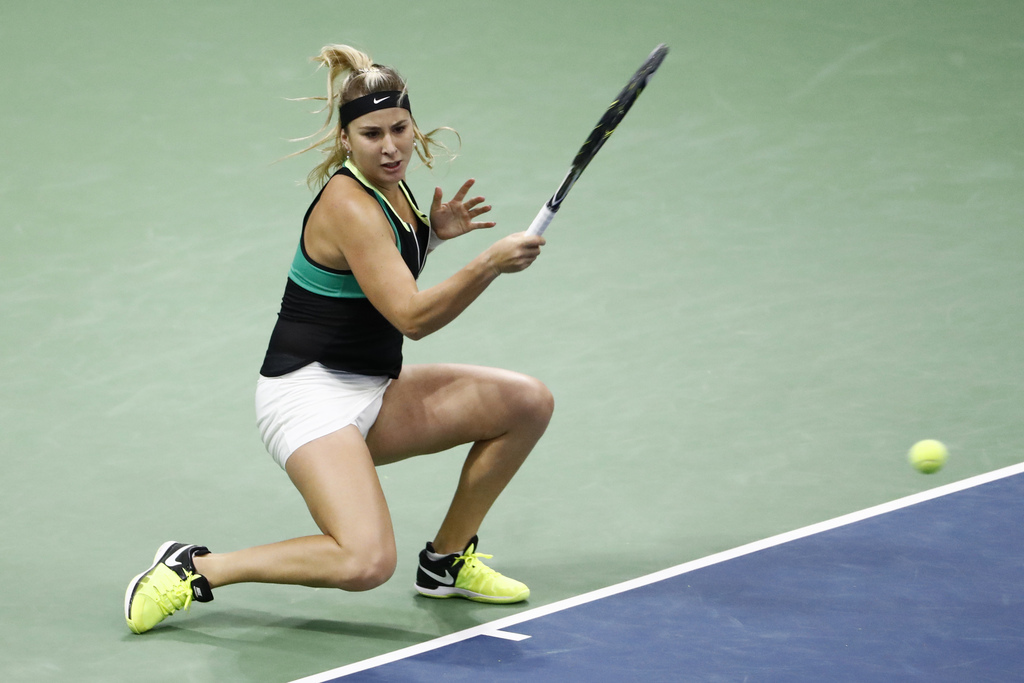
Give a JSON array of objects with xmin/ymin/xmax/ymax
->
[{"xmin": 287, "ymin": 244, "xmax": 367, "ymax": 298}]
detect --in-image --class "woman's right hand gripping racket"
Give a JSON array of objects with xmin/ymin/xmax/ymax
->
[{"xmin": 525, "ymin": 44, "xmax": 669, "ymax": 237}]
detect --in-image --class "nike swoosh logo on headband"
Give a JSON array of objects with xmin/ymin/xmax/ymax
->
[{"xmin": 373, "ymin": 96, "xmax": 389, "ymax": 104}]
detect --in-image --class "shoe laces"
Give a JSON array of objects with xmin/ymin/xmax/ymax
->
[
  {"xmin": 146, "ymin": 569, "xmax": 200, "ymax": 615},
  {"xmin": 455, "ymin": 548, "xmax": 495, "ymax": 575}
]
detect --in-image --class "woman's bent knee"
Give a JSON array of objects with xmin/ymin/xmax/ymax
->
[
  {"xmin": 514, "ymin": 375, "xmax": 555, "ymax": 428},
  {"xmin": 323, "ymin": 543, "xmax": 397, "ymax": 592},
  {"xmin": 345, "ymin": 553, "xmax": 397, "ymax": 591}
]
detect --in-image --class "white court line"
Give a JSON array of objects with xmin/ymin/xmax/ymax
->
[
  {"xmin": 290, "ymin": 461, "xmax": 1024, "ymax": 682},
  {"xmin": 484, "ymin": 629, "xmax": 531, "ymax": 642}
]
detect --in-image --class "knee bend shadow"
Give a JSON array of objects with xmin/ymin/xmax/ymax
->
[{"xmin": 149, "ymin": 607, "xmax": 432, "ymax": 644}]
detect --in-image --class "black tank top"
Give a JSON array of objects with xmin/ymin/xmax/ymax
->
[{"xmin": 259, "ymin": 163, "xmax": 430, "ymax": 378}]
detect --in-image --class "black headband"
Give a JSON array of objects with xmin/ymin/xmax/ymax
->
[{"xmin": 339, "ymin": 91, "xmax": 412, "ymax": 128}]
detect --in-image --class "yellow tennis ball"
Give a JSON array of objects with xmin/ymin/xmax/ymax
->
[{"xmin": 908, "ymin": 439, "xmax": 948, "ymax": 474}]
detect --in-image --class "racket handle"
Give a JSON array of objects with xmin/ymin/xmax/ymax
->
[{"xmin": 525, "ymin": 205, "xmax": 555, "ymax": 237}]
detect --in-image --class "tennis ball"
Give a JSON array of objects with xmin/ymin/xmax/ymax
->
[{"xmin": 908, "ymin": 439, "xmax": 948, "ymax": 474}]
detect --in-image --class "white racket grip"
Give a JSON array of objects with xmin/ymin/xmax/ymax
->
[{"xmin": 525, "ymin": 205, "xmax": 555, "ymax": 237}]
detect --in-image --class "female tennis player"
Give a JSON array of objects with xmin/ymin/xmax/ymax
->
[{"xmin": 125, "ymin": 44, "xmax": 552, "ymax": 634}]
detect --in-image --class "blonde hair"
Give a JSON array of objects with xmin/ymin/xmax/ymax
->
[{"xmin": 294, "ymin": 44, "xmax": 456, "ymax": 189}]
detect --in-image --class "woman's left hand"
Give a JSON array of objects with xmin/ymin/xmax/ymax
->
[{"xmin": 429, "ymin": 179, "xmax": 496, "ymax": 240}]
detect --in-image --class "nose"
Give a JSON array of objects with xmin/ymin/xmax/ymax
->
[{"xmin": 382, "ymin": 133, "xmax": 398, "ymax": 156}]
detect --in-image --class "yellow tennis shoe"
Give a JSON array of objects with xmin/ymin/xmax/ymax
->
[
  {"xmin": 125, "ymin": 541, "xmax": 213, "ymax": 634},
  {"xmin": 415, "ymin": 536, "xmax": 529, "ymax": 604}
]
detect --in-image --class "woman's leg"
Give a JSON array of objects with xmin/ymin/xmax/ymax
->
[
  {"xmin": 366, "ymin": 364, "xmax": 554, "ymax": 554},
  {"xmin": 126, "ymin": 364, "xmax": 551, "ymax": 631},
  {"xmin": 196, "ymin": 363, "xmax": 551, "ymax": 589},
  {"xmin": 195, "ymin": 425, "xmax": 397, "ymax": 591}
]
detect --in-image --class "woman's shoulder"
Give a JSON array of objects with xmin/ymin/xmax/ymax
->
[
  {"xmin": 306, "ymin": 173, "xmax": 399, "ymax": 257},
  {"xmin": 314, "ymin": 172, "xmax": 382, "ymax": 226}
]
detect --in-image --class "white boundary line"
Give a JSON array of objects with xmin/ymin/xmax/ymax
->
[
  {"xmin": 290, "ymin": 462, "xmax": 1024, "ymax": 682},
  {"xmin": 484, "ymin": 629, "xmax": 531, "ymax": 642}
]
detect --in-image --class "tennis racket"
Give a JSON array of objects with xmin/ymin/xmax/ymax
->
[{"xmin": 525, "ymin": 43, "xmax": 669, "ymax": 237}]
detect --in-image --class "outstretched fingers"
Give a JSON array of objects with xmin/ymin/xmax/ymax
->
[
  {"xmin": 431, "ymin": 179, "xmax": 497, "ymax": 238},
  {"xmin": 451, "ymin": 178, "xmax": 477, "ymax": 203}
]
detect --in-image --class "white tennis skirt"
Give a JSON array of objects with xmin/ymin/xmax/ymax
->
[{"xmin": 255, "ymin": 362, "xmax": 392, "ymax": 470}]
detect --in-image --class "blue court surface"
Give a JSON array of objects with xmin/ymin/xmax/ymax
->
[{"xmin": 295, "ymin": 464, "xmax": 1024, "ymax": 682}]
